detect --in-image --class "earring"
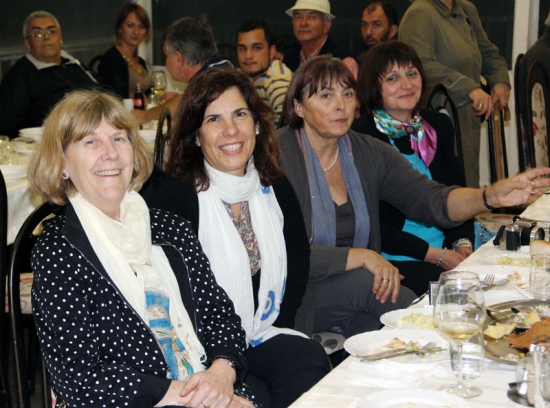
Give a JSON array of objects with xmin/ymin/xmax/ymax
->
[
  {"xmin": 255, "ymin": 127, "xmax": 260, "ymax": 136},
  {"xmin": 62, "ymin": 172, "xmax": 69, "ymax": 180},
  {"xmin": 195, "ymin": 139, "xmax": 200, "ymax": 147}
]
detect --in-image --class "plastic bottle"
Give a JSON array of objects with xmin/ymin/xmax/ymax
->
[{"xmin": 133, "ymin": 83, "xmax": 145, "ymax": 110}]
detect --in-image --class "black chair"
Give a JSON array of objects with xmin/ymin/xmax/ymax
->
[
  {"xmin": 526, "ymin": 60, "xmax": 550, "ymax": 169},
  {"xmin": 9, "ymin": 202, "xmax": 62, "ymax": 408},
  {"xmin": 513, "ymin": 53, "xmax": 529, "ymax": 172},
  {"xmin": 0, "ymin": 169, "xmax": 12, "ymax": 408},
  {"xmin": 154, "ymin": 107, "xmax": 172, "ymax": 168},
  {"xmin": 427, "ymin": 83, "xmax": 465, "ymax": 179},
  {"xmin": 87, "ymin": 54, "xmax": 102, "ymax": 77}
]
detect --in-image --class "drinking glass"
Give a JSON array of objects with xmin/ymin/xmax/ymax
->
[
  {"xmin": 0, "ymin": 136, "xmax": 9, "ymax": 164},
  {"xmin": 450, "ymin": 331, "xmax": 484, "ymax": 380},
  {"xmin": 434, "ymin": 270, "xmax": 485, "ymax": 398},
  {"xmin": 534, "ymin": 343, "xmax": 550, "ymax": 407},
  {"xmin": 151, "ymin": 70, "xmax": 167, "ymax": 104},
  {"xmin": 530, "ymin": 254, "xmax": 550, "ymax": 300},
  {"xmin": 3, "ymin": 142, "xmax": 19, "ymax": 165}
]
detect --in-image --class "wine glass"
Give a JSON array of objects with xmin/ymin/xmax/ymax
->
[
  {"xmin": 151, "ymin": 70, "xmax": 167, "ymax": 104},
  {"xmin": 433, "ymin": 270, "xmax": 485, "ymax": 398}
]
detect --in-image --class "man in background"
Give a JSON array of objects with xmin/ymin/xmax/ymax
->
[
  {"xmin": 0, "ymin": 11, "xmax": 97, "ymax": 138},
  {"xmin": 133, "ymin": 15, "xmax": 233, "ymax": 124},
  {"xmin": 283, "ymin": 0, "xmax": 357, "ymax": 77},
  {"xmin": 360, "ymin": 2, "xmax": 398, "ymax": 51},
  {"xmin": 237, "ymin": 19, "xmax": 292, "ymax": 127}
]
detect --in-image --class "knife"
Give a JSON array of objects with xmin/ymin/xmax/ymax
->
[{"xmin": 359, "ymin": 347, "xmax": 445, "ymax": 362}]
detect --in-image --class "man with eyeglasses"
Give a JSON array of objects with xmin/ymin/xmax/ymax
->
[{"xmin": 0, "ymin": 10, "xmax": 97, "ymax": 138}]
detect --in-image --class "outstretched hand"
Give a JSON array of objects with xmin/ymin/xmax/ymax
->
[{"xmin": 485, "ymin": 167, "xmax": 550, "ymax": 208}]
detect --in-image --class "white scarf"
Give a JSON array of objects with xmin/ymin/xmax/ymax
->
[
  {"xmin": 69, "ymin": 191, "xmax": 205, "ymax": 373},
  {"xmin": 198, "ymin": 160, "xmax": 306, "ymax": 345}
]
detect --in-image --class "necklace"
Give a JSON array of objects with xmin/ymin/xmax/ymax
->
[
  {"xmin": 119, "ymin": 51, "xmax": 146, "ymax": 75},
  {"xmin": 322, "ymin": 145, "xmax": 340, "ymax": 172}
]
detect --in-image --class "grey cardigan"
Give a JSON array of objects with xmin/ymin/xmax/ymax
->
[{"xmin": 276, "ymin": 126, "xmax": 461, "ymax": 334}]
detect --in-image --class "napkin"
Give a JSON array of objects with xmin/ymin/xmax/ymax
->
[
  {"xmin": 520, "ymin": 194, "xmax": 550, "ymax": 222},
  {"xmin": 344, "ymin": 360, "xmax": 448, "ymax": 389}
]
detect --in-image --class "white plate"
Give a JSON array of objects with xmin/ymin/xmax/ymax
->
[
  {"xmin": 473, "ymin": 252, "xmax": 530, "ymax": 267},
  {"xmin": 356, "ymin": 388, "xmax": 470, "ymax": 408},
  {"xmin": 0, "ymin": 165, "xmax": 26, "ymax": 182},
  {"xmin": 138, "ymin": 129, "xmax": 157, "ymax": 143},
  {"xmin": 18, "ymin": 127, "xmax": 43, "ymax": 142},
  {"xmin": 344, "ymin": 329, "xmax": 448, "ymax": 363},
  {"xmin": 380, "ymin": 306, "xmax": 434, "ymax": 330},
  {"xmin": 457, "ymin": 265, "xmax": 529, "ymax": 290},
  {"xmin": 14, "ymin": 145, "xmax": 34, "ymax": 156}
]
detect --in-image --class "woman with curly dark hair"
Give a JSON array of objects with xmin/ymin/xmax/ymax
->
[{"xmin": 141, "ymin": 68, "xmax": 330, "ymax": 408}]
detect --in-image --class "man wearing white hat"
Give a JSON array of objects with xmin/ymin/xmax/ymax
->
[{"xmin": 283, "ymin": 0, "xmax": 358, "ymax": 76}]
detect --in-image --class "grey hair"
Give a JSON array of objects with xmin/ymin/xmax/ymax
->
[
  {"xmin": 23, "ymin": 10, "xmax": 61, "ymax": 39},
  {"xmin": 165, "ymin": 15, "xmax": 217, "ymax": 66},
  {"xmin": 546, "ymin": 10, "xmax": 550, "ymax": 27}
]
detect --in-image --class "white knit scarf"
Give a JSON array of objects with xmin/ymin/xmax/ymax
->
[
  {"xmin": 69, "ymin": 191, "xmax": 205, "ymax": 373},
  {"xmin": 198, "ymin": 160, "xmax": 306, "ymax": 346}
]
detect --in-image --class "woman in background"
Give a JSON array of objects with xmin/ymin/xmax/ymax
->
[
  {"xmin": 352, "ymin": 41, "xmax": 475, "ymax": 296},
  {"xmin": 98, "ymin": 3, "xmax": 152, "ymax": 99}
]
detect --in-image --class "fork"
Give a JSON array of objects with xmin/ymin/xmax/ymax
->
[
  {"xmin": 360, "ymin": 341, "xmax": 439, "ymax": 361},
  {"xmin": 483, "ymin": 274, "xmax": 495, "ymax": 285}
]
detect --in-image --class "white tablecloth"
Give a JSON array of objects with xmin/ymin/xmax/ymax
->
[{"xmin": 290, "ymin": 209, "xmax": 547, "ymax": 407}]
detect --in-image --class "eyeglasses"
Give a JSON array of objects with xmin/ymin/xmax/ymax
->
[{"xmin": 26, "ymin": 28, "xmax": 60, "ymax": 39}]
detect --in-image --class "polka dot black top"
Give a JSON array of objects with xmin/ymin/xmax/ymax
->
[{"xmin": 31, "ymin": 203, "xmax": 255, "ymax": 407}]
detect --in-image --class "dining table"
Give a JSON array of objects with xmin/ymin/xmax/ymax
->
[{"xmin": 289, "ymin": 197, "xmax": 550, "ymax": 408}]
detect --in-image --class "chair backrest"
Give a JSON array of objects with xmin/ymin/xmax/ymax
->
[
  {"xmin": 87, "ymin": 54, "xmax": 102, "ymax": 76},
  {"xmin": 0, "ymin": 169, "xmax": 12, "ymax": 408},
  {"xmin": 526, "ymin": 60, "xmax": 550, "ymax": 168},
  {"xmin": 9, "ymin": 202, "xmax": 62, "ymax": 408},
  {"xmin": 427, "ymin": 83, "xmax": 465, "ymax": 179},
  {"xmin": 513, "ymin": 53, "xmax": 529, "ymax": 171},
  {"xmin": 154, "ymin": 107, "xmax": 172, "ymax": 168}
]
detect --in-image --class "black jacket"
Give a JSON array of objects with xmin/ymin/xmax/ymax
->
[
  {"xmin": 283, "ymin": 37, "xmax": 357, "ymax": 72},
  {"xmin": 98, "ymin": 46, "xmax": 148, "ymax": 99},
  {"xmin": 140, "ymin": 170, "xmax": 310, "ymax": 330},
  {"xmin": 0, "ymin": 56, "xmax": 97, "ymax": 138},
  {"xmin": 32, "ymin": 203, "xmax": 253, "ymax": 407}
]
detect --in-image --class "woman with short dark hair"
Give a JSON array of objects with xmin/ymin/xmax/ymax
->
[{"xmin": 352, "ymin": 41, "xmax": 475, "ymax": 296}]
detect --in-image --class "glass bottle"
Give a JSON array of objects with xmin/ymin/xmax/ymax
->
[{"xmin": 133, "ymin": 83, "xmax": 145, "ymax": 110}]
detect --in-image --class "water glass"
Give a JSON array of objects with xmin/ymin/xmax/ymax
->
[
  {"xmin": 534, "ymin": 343, "xmax": 550, "ymax": 407},
  {"xmin": 122, "ymin": 98, "xmax": 134, "ymax": 111},
  {"xmin": 450, "ymin": 331, "xmax": 484, "ymax": 380},
  {"xmin": 531, "ymin": 254, "xmax": 550, "ymax": 300},
  {"xmin": 3, "ymin": 142, "xmax": 19, "ymax": 165},
  {"xmin": 0, "ymin": 136, "xmax": 9, "ymax": 164}
]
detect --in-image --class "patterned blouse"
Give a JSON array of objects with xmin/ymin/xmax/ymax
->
[{"xmin": 223, "ymin": 200, "xmax": 261, "ymax": 275}]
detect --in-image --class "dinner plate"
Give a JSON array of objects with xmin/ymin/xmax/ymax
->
[
  {"xmin": 458, "ymin": 265, "xmax": 530, "ymax": 290},
  {"xmin": 14, "ymin": 145, "xmax": 34, "ymax": 156},
  {"xmin": 356, "ymin": 388, "xmax": 470, "ymax": 408},
  {"xmin": 484, "ymin": 299, "xmax": 550, "ymax": 365},
  {"xmin": 344, "ymin": 329, "xmax": 447, "ymax": 363},
  {"xmin": 380, "ymin": 306, "xmax": 434, "ymax": 330},
  {"xmin": 0, "ymin": 165, "xmax": 26, "ymax": 182},
  {"xmin": 18, "ymin": 127, "xmax": 43, "ymax": 142},
  {"xmin": 138, "ymin": 129, "xmax": 156, "ymax": 144},
  {"xmin": 473, "ymin": 252, "xmax": 530, "ymax": 268}
]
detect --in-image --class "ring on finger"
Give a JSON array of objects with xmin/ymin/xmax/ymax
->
[{"xmin": 381, "ymin": 277, "xmax": 390, "ymax": 284}]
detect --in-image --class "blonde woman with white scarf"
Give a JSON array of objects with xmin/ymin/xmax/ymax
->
[
  {"xmin": 142, "ymin": 69, "xmax": 330, "ymax": 408},
  {"xmin": 29, "ymin": 89, "xmax": 256, "ymax": 408}
]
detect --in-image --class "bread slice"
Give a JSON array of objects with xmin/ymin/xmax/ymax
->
[{"xmin": 530, "ymin": 240, "xmax": 550, "ymax": 256}]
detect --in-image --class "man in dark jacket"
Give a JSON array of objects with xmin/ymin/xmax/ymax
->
[
  {"xmin": 283, "ymin": 0, "xmax": 358, "ymax": 76},
  {"xmin": 0, "ymin": 11, "xmax": 97, "ymax": 138}
]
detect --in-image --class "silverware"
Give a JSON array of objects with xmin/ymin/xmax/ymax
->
[
  {"xmin": 360, "ymin": 341, "xmax": 440, "ymax": 362},
  {"xmin": 409, "ymin": 290, "xmax": 429, "ymax": 306},
  {"xmin": 482, "ymin": 277, "xmax": 508, "ymax": 291}
]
